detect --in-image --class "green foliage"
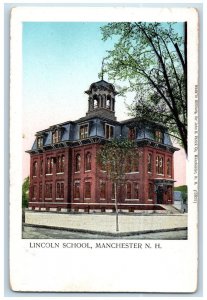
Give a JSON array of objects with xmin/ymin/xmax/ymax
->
[
  {"xmin": 174, "ymin": 185, "xmax": 187, "ymax": 204},
  {"xmin": 173, "ymin": 185, "xmax": 187, "ymax": 193},
  {"xmin": 97, "ymin": 139, "xmax": 141, "ymax": 184},
  {"xmin": 22, "ymin": 176, "xmax": 29, "ymax": 208},
  {"xmin": 101, "ymin": 22, "xmax": 187, "ymax": 153}
]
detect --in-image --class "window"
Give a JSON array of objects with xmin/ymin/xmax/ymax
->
[
  {"xmin": 46, "ymin": 158, "xmax": 53, "ymax": 174},
  {"xmin": 148, "ymin": 183, "xmax": 154, "ymax": 200},
  {"xmin": 112, "ymin": 183, "xmax": 116, "ymax": 199},
  {"xmin": 126, "ymin": 182, "xmax": 132, "ymax": 199},
  {"xmin": 45, "ymin": 183, "xmax": 52, "ymax": 198},
  {"xmin": 100, "ymin": 181, "xmax": 106, "ymax": 199},
  {"xmin": 106, "ymin": 95, "xmax": 111, "ymax": 109},
  {"xmin": 40, "ymin": 160, "xmax": 43, "ymax": 176},
  {"xmin": 32, "ymin": 185, "xmax": 37, "ymax": 199},
  {"xmin": 156, "ymin": 155, "xmax": 164, "ymax": 174},
  {"xmin": 105, "ymin": 124, "xmax": 114, "ymax": 139},
  {"xmin": 52, "ymin": 129, "xmax": 61, "ymax": 144},
  {"xmin": 80, "ymin": 124, "xmax": 89, "ymax": 139},
  {"xmin": 37, "ymin": 136, "xmax": 43, "ymax": 148},
  {"xmin": 126, "ymin": 154, "xmax": 139, "ymax": 173},
  {"xmin": 155, "ymin": 130, "xmax": 163, "ymax": 143},
  {"xmin": 74, "ymin": 181, "xmax": 80, "ymax": 199},
  {"xmin": 39, "ymin": 183, "xmax": 42, "ymax": 199},
  {"xmin": 128, "ymin": 127, "xmax": 136, "ymax": 141},
  {"xmin": 93, "ymin": 95, "xmax": 99, "ymax": 108},
  {"xmin": 56, "ymin": 182, "xmax": 64, "ymax": 199},
  {"xmin": 148, "ymin": 153, "xmax": 152, "ymax": 173},
  {"xmin": 75, "ymin": 154, "xmax": 81, "ymax": 172},
  {"xmin": 33, "ymin": 161, "xmax": 38, "ymax": 176},
  {"xmin": 167, "ymin": 158, "xmax": 171, "ymax": 176},
  {"xmin": 134, "ymin": 183, "xmax": 139, "ymax": 199},
  {"xmin": 84, "ymin": 182, "xmax": 91, "ymax": 199},
  {"xmin": 85, "ymin": 152, "xmax": 91, "ymax": 171},
  {"xmin": 57, "ymin": 155, "xmax": 65, "ymax": 173}
]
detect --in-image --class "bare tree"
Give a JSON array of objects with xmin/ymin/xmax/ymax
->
[{"xmin": 97, "ymin": 139, "xmax": 141, "ymax": 232}]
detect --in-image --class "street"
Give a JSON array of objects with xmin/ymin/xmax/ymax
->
[{"xmin": 23, "ymin": 225, "xmax": 187, "ymax": 240}]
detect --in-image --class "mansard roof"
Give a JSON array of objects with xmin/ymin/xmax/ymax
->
[{"xmin": 120, "ymin": 117, "xmax": 168, "ymax": 129}]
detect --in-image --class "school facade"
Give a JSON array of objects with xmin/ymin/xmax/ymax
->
[{"xmin": 26, "ymin": 79, "xmax": 179, "ymax": 212}]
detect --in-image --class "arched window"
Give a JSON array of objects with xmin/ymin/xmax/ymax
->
[
  {"xmin": 112, "ymin": 183, "xmax": 116, "ymax": 200},
  {"xmin": 100, "ymin": 181, "xmax": 106, "ymax": 199},
  {"xmin": 155, "ymin": 130, "xmax": 163, "ymax": 143},
  {"xmin": 57, "ymin": 155, "xmax": 65, "ymax": 173},
  {"xmin": 74, "ymin": 181, "xmax": 80, "ymax": 199},
  {"xmin": 126, "ymin": 182, "xmax": 132, "ymax": 199},
  {"xmin": 33, "ymin": 161, "xmax": 38, "ymax": 176},
  {"xmin": 167, "ymin": 158, "xmax": 171, "ymax": 176},
  {"xmin": 106, "ymin": 96, "xmax": 111, "ymax": 109},
  {"xmin": 40, "ymin": 160, "xmax": 43, "ymax": 176},
  {"xmin": 52, "ymin": 129, "xmax": 60, "ymax": 144},
  {"xmin": 93, "ymin": 95, "xmax": 99, "ymax": 108},
  {"xmin": 85, "ymin": 152, "xmax": 91, "ymax": 171},
  {"xmin": 32, "ymin": 185, "xmax": 37, "ymax": 199},
  {"xmin": 56, "ymin": 182, "xmax": 64, "ymax": 199},
  {"xmin": 156, "ymin": 155, "xmax": 164, "ymax": 174},
  {"xmin": 128, "ymin": 127, "xmax": 136, "ymax": 141},
  {"xmin": 75, "ymin": 154, "xmax": 81, "ymax": 172},
  {"xmin": 134, "ymin": 183, "xmax": 139, "ymax": 199},
  {"xmin": 84, "ymin": 181, "xmax": 91, "ymax": 199},
  {"xmin": 148, "ymin": 153, "xmax": 152, "ymax": 173},
  {"xmin": 46, "ymin": 158, "xmax": 53, "ymax": 174}
]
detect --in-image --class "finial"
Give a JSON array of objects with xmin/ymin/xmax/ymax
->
[{"xmin": 101, "ymin": 58, "xmax": 105, "ymax": 80}]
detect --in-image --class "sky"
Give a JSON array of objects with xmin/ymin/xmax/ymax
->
[{"xmin": 22, "ymin": 22, "xmax": 186, "ymax": 186}]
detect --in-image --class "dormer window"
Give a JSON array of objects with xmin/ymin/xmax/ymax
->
[
  {"xmin": 128, "ymin": 127, "xmax": 136, "ymax": 141},
  {"xmin": 37, "ymin": 136, "xmax": 44, "ymax": 148},
  {"xmin": 105, "ymin": 124, "xmax": 114, "ymax": 139},
  {"xmin": 80, "ymin": 124, "xmax": 89, "ymax": 139},
  {"xmin": 155, "ymin": 130, "xmax": 163, "ymax": 143},
  {"xmin": 52, "ymin": 129, "xmax": 61, "ymax": 144}
]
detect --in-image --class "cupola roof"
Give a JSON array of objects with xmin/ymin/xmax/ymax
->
[{"xmin": 85, "ymin": 79, "xmax": 118, "ymax": 95}]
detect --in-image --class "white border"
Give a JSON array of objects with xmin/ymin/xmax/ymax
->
[{"xmin": 9, "ymin": 6, "xmax": 198, "ymax": 293}]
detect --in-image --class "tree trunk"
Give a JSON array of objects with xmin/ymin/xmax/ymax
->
[{"xmin": 114, "ymin": 183, "xmax": 119, "ymax": 232}]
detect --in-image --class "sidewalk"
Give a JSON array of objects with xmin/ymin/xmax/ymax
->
[{"xmin": 25, "ymin": 211, "xmax": 187, "ymax": 234}]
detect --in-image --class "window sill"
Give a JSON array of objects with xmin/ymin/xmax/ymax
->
[
  {"xmin": 56, "ymin": 198, "xmax": 64, "ymax": 200},
  {"xmin": 45, "ymin": 198, "xmax": 52, "ymax": 200},
  {"xmin": 56, "ymin": 172, "xmax": 64, "ymax": 175},
  {"xmin": 148, "ymin": 199, "xmax": 153, "ymax": 201},
  {"xmin": 125, "ymin": 172, "xmax": 139, "ymax": 175},
  {"xmin": 46, "ymin": 174, "xmax": 52, "ymax": 176},
  {"xmin": 74, "ymin": 171, "xmax": 80, "ymax": 174},
  {"xmin": 85, "ymin": 170, "xmax": 91, "ymax": 173},
  {"xmin": 125, "ymin": 198, "xmax": 140, "ymax": 201}
]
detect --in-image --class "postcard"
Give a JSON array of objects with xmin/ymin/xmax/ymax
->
[{"xmin": 10, "ymin": 6, "xmax": 198, "ymax": 292}]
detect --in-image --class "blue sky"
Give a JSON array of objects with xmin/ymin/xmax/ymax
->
[{"xmin": 23, "ymin": 22, "xmax": 117, "ymax": 130}]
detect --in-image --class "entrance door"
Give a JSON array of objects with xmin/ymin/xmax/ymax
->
[{"xmin": 157, "ymin": 186, "xmax": 164, "ymax": 204}]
